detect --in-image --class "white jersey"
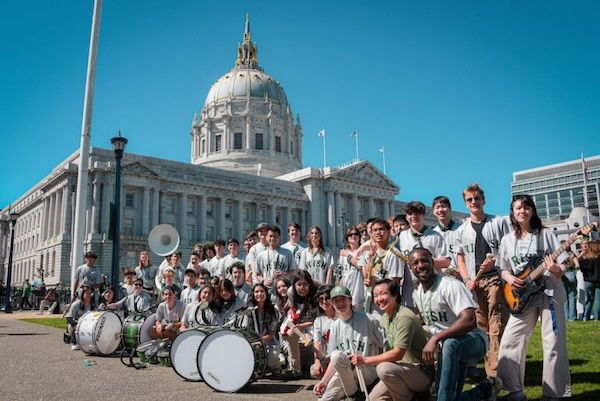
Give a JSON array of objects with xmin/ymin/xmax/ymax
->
[
  {"xmin": 135, "ymin": 265, "xmax": 159, "ymax": 290},
  {"xmin": 338, "ymin": 251, "xmax": 365, "ymax": 307},
  {"xmin": 327, "ymin": 311, "xmax": 383, "ymax": 357},
  {"xmin": 209, "ymin": 255, "xmax": 226, "ymax": 277},
  {"xmin": 75, "ymin": 264, "xmax": 103, "ymax": 288},
  {"xmin": 156, "ymin": 300, "xmax": 186, "ymax": 325},
  {"xmin": 360, "ymin": 243, "xmax": 411, "ymax": 307},
  {"xmin": 397, "ymin": 227, "xmax": 448, "ymax": 259},
  {"xmin": 255, "ymin": 247, "xmax": 296, "ymax": 283},
  {"xmin": 432, "ymin": 220, "xmax": 462, "ymax": 269},
  {"xmin": 182, "ymin": 302, "xmax": 211, "ymax": 328},
  {"xmin": 455, "ymin": 215, "xmax": 510, "ymax": 279},
  {"xmin": 114, "ymin": 291, "xmax": 155, "ymax": 314},
  {"xmin": 412, "ymin": 274, "xmax": 488, "ymax": 348},
  {"xmin": 281, "ymin": 241, "xmax": 307, "ymax": 267},
  {"xmin": 497, "ymin": 228, "xmax": 567, "ymax": 306},
  {"xmin": 234, "ymin": 282, "xmax": 253, "ymax": 305},
  {"xmin": 298, "ymin": 248, "xmax": 333, "ymax": 284},
  {"xmin": 246, "ymin": 242, "xmax": 269, "ymax": 270},
  {"xmin": 313, "ymin": 314, "xmax": 336, "ymax": 358},
  {"xmin": 221, "ymin": 254, "xmax": 243, "ymax": 279},
  {"xmin": 180, "ymin": 285, "xmax": 201, "ymax": 305}
]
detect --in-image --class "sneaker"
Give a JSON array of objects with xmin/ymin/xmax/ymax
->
[
  {"xmin": 36, "ymin": 312, "xmax": 43, "ymax": 315},
  {"xmin": 71, "ymin": 344, "xmax": 80, "ymax": 351}
]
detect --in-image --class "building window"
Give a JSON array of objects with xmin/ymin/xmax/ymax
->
[
  {"xmin": 290, "ymin": 140, "xmax": 294, "ymax": 156},
  {"xmin": 187, "ymin": 200, "xmax": 195, "ymax": 215},
  {"xmin": 186, "ymin": 224, "xmax": 195, "ymax": 240},
  {"xmin": 165, "ymin": 197, "xmax": 175, "ymax": 213},
  {"xmin": 215, "ymin": 134, "xmax": 222, "ymax": 152},
  {"xmin": 234, "ymin": 132, "xmax": 243, "ymax": 149},
  {"xmin": 275, "ymin": 136, "xmax": 282, "ymax": 152},
  {"xmin": 125, "ymin": 193, "xmax": 134, "ymax": 208},
  {"xmin": 255, "ymin": 133, "xmax": 263, "ymax": 150},
  {"xmin": 206, "ymin": 226, "xmax": 214, "ymax": 240},
  {"xmin": 123, "ymin": 218, "xmax": 134, "ymax": 235},
  {"xmin": 201, "ymin": 139, "xmax": 206, "ymax": 155}
]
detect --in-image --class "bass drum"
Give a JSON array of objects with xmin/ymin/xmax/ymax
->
[
  {"xmin": 122, "ymin": 312, "xmax": 157, "ymax": 349},
  {"xmin": 76, "ymin": 311, "xmax": 122, "ymax": 356},
  {"xmin": 170, "ymin": 327, "xmax": 215, "ymax": 381},
  {"xmin": 197, "ymin": 328, "xmax": 266, "ymax": 392}
]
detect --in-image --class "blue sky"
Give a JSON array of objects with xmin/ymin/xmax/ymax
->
[{"xmin": 1, "ymin": 1, "xmax": 599, "ymax": 216}]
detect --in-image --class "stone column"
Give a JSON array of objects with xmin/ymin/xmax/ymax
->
[
  {"xmin": 102, "ymin": 182, "xmax": 114, "ymax": 233},
  {"xmin": 159, "ymin": 191, "xmax": 166, "ymax": 223},
  {"xmin": 335, "ymin": 191, "xmax": 343, "ymax": 248},
  {"xmin": 178, "ymin": 193, "xmax": 187, "ymax": 241},
  {"xmin": 90, "ymin": 180, "xmax": 99, "ymax": 233},
  {"xmin": 351, "ymin": 194, "xmax": 359, "ymax": 226},
  {"xmin": 64, "ymin": 185, "xmax": 73, "ymax": 236},
  {"xmin": 142, "ymin": 187, "xmax": 150, "ymax": 235},
  {"xmin": 61, "ymin": 185, "xmax": 69, "ymax": 234},
  {"xmin": 236, "ymin": 200, "xmax": 244, "ymax": 241},
  {"xmin": 151, "ymin": 188, "xmax": 159, "ymax": 228},
  {"xmin": 326, "ymin": 190, "xmax": 335, "ymax": 247},
  {"xmin": 245, "ymin": 116, "xmax": 252, "ymax": 150},
  {"xmin": 267, "ymin": 204, "xmax": 276, "ymax": 226},
  {"xmin": 368, "ymin": 198, "xmax": 375, "ymax": 220},
  {"xmin": 47, "ymin": 193, "xmax": 55, "ymax": 239},
  {"xmin": 199, "ymin": 195, "xmax": 207, "ymax": 242},
  {"xmin": 284, "ymin": 207, "xmax": 292, "ymax": 232},
  {"xmin": 40, "ymin": 196, "xmax": 49, "ymax": 241}
]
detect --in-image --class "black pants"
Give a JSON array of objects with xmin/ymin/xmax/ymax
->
[{"xmin": 20, "ymin": 295, "xmax": 33, "ymax": 309}]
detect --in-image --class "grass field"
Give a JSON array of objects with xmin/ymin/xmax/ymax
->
[{"xmin": 24, "ymin": 318, "xmax": 600, "ymax": 400}]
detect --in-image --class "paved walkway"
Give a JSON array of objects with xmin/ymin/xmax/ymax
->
[{"xmin": 0, "ymin": 312, "xmax": 317, "ymax": 400}]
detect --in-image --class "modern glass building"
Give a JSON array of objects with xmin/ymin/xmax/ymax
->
[{"xmin": 511, "ymin": 155, "xmax": 600, "ymax": 220}]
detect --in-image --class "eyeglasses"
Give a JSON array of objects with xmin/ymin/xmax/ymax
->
[
  {"xmin": 318, "ymin": 296, "xmax": 330, "ymax": 302},
  {"xmin": 465, "ymin": 196, "xmax": 483, "ymax": 203},
  {"xmin": 134, "ymin": 283, "xmax": 143, "ymax": 287}
]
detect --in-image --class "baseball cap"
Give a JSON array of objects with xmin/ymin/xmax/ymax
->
[
  {"xmin": 330, "ymin": 286, "xmax": 352, "ymax": 299},
  {"xmin": 255, "ymin": 222, "xmax": 270, "ymax": 231}
]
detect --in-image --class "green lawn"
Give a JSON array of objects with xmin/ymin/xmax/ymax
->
[
  {"xmin": 25, "ymin": 318, "xmax": 600, "ymax": 400},
  {"xmin": 465, "ymin": 320, "xmax": 600, "ymax": 401}
]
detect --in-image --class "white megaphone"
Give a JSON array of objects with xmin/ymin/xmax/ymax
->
[{"xmin": 148, "ymin": 224, "xmax": 180, "ymax": 257}]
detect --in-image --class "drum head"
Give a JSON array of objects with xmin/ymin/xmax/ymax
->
[
  {"xmin": 198, "ymin": 329, "xmax": 256, "ymax": 392},
  {"xmin": 170, "ymin": 329, "xmax": 211, "ymax": 381},
  {"xmin": 140, "ymin": 313, "xmax": 157, "ymax": 344},
  {"xmin": 78, "ymin": 311, "xmax": 122, "ymax": 356}
]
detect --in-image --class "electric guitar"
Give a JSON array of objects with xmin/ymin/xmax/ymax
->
[{"xmin": 503, "ymin": 221, "xmax": 598, "ymax": 315}]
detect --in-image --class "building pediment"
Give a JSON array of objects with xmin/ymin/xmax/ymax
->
[
  {"xmin": 122, "ymin": 161, "xmax": 159, "ymax": 177},
  {"xmin": 329, "ymin": 161, "xmax": 399, "ymax": 194}
]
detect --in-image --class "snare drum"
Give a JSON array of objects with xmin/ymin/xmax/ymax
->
[
  {"xmin": 170, "ymin": 327, "xmax": 215, "ymax": 381},
  {"xmin": 157, "ymin": 346, "xmax": 172, "ymax": 367},
  {"xmin": 197, "ymin": 328, "xmax": 266, "ymax": 392},
  {"xmin": 76, "ymin": 311, "xmax": 122, "ymax": 356},
  {"xmin": 122, "ymin": 312, "xmax": 157, "ymax": 349}
]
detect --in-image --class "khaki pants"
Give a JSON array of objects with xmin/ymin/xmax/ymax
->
[{"xmin": 370, "ymin": 362, "xmax": 432, "ymax": 401}]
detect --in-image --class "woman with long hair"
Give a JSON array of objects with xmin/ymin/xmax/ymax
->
[
  {"xmin": 135, "ymin": 250, "xmax": 158, "ymax": 297},
  {"xmin": 575, "ymin": 237, "xmax": 600, "ymax": 321},
  {"xmin": 246, "ymin": 282, "xmax": 282, "ymax": 376},
  {"xmin": 496, "ymin": 194, "xmax": 571, "ymax": 401},
  {"xmin": 282, "ymin": 270, "xmax": 320, "ymax": 378},
  {"xmin": 338, "ymin": 226, "xmax": 365, "ymax": 310},
  {"xmin": 298, "ymin": 226, "xmax": 333, "ymax": 286},
  {"xmin": 310, "ymin": 285, "xmax": 336, "ymax": 379},
  {"xmin": 181, "ymin": 284, "xmax": 215, "ymax": 330},
  {"xmin": 205, "ymin": 278, "xmax": 245, "ymax": 327}
]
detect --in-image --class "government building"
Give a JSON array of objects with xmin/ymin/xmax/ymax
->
[{"xmin": 1, "ymin": 17, "xmax": 465, "ymax": 288}]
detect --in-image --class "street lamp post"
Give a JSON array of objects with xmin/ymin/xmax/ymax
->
[
  {"xmin": 4, "ymin": 212, "xmax": 19, "ymax": 313},
  {"xmin": 110, "ymin": 132, "xmax": 128, "ymax": 301}
]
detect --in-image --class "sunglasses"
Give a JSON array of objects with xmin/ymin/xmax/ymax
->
[
  {"xmin": 318, "ymin": 296, "xmax": 330, "ymax": 302},
  {"xmin": 134, "ymin": 283, "xmax": 143, "ymax": 287},
  {"xmin": 348, "ymin": 232, "xmax": 360, "ymax": 237},
  {"xmin": 465, "ymin": 195, "xmax": 483, "ymax": 203}
]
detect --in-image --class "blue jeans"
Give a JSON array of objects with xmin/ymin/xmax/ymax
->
[
  {"xmin": 437, "ymin": 331, "xmax": 487, "ymax": 401},
  {"xmin": 563, "ymin": 269, "xmax": 577, "ymax": 321},
  {"xmin": 584, "ymin": 281, "xmax": 600, "ymax": 321}
]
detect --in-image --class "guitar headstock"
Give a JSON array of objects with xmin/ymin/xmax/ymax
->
[{"xmin": 579, "ymin": 221, "xmax": 599, "ymax": 237}]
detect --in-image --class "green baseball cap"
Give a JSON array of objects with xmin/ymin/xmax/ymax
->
[{"xmin": 330, "ymin": 286, "xmax": 352, "ymax": 299}]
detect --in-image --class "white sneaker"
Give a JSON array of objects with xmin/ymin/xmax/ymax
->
[
  {"xmin": 36, "ymin": 312, "xmax": 43, "ymax": 315},
  {"xmin": 46, "ymin": 312, "xmax": 51, "ymax": 315},
  {"xmin": 71, "ymin": 344, "xmax": 80, "ymax": 351}
]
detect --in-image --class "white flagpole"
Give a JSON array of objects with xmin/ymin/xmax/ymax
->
[
  {"xmin": 71, "ymin": 0, "xmax": 103, "ymax": 294},
  {"xmin": 581, "ymin": 148, "xmax": 590, "ymax": 222},
  {"xmin": 318, "ymin": 130, "xmax": 326, "ymax": 167},
  {"xmin": 380, "ymin": 147, "xmax": 386, "ymax": 175},
  {"xmin": 355, "ymin": 130, "xmax": 359, "ymax": 162}
]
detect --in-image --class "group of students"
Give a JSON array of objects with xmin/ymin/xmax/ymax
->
[{"xmin": 63, "ymin": 181, "xmax": 595, "ymax": 401}]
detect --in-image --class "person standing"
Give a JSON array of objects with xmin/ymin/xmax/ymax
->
[
  {"xmin": 135, "ymin": 250, "xmax": 158, "ymax": 297},
  {"xmin": 456, "ymin": 183, "xmax": 510, "ymax": 378},
  {"xmin": 575, "ymin": 237, "xmax": 600, "ymax": 321},
  {"xmin": 338, "ymin": 226, "xmax": 365, "ymax": 311},
  {"xmin": 409, "ymin": 248, "xmax": 488, "ymax": 401},
  {"xmin": 496, "ymin": 194, "xmax": 571, "ymax": 401},
  {"xmin": 20, "ymin": 279, "xmax": 34, "ymax": 310},
  {"xmin": 281, "ymin": 223, "xmax": 307, "ymax": 268},
  {"xmin": 432, "ymin": 196, "xmax": 463, "ymax": 278},
  {"xmin": 74, "ymin": 251, "xmax": 103, "ymax": 296},
  {"xmin": 255, "ymin": 225, "xmax": 296, "ymax": 290},
  {"xmin": 298, "ymin": 226, "xmax": 333, "ymax": 286}
]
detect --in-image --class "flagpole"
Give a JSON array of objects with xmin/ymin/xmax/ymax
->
[
  {"xmin": 71, "ymin": 0, "xmax": 103, "ymax": 295},
  {"xmin": 318, "ymin": 130, "xmax": 326, "ymax": 168},
  {"xmin": 581, "ymin": 148, "xmax": 590, "ymax": 222},
  {"xmin": 355, "ymin": 130, "xmax": 359, "ymax": 162},
  {"xmin": 380, "ymin": 147, "xmax": 386, "ymax": 175}
]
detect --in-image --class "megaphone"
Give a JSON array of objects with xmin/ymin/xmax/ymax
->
[{"xmin": 148, "ymin": 224, "xmax": 180, "ymax": 256}]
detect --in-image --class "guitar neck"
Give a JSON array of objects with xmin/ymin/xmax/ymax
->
[{"xmin": 530, "ymin": 231, "xmax": 578, "ymax": 280}]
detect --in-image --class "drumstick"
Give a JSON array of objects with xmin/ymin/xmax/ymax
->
[
  {"xmin": 61, "ymin": 298, "xmax": 76, "ymax": 319},
  {"xmin": 349, "ymin": 342, "xmax": 370, "ymax": 401},
  {"xmin": 474, "ymin": 253, "xmax": 495, "ymax": 283}
]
